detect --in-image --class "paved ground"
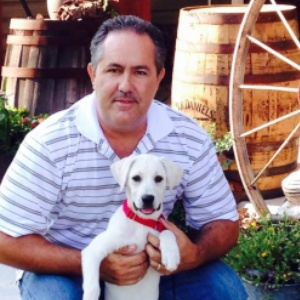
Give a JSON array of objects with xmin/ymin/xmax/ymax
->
[{"xmin": 0, "ymin": 264, "xmax": 20, "ymax": 299}]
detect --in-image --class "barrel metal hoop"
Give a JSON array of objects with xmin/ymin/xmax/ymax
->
[{"xmin": 6, "ymin": 35, "xmax": 90, "ymax": 46}]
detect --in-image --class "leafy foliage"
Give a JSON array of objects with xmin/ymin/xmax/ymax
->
[
  {"xmin": 207, "ymin": 122, "xmax": 234, "ymax": 153},
  {"xmin": 168, "ymin": 199, "xmax": 192, "ymax": 234},
  {"xmin": 223, "ymin": 212, "xmax": 300, "ymax": 289},
  {"xmin": 206, "ymin": 122, "xmax": 234, "ymax": 169},
  {"xmin": 0, "ymin": 92, "xmax": 47, "ymax": 155}
]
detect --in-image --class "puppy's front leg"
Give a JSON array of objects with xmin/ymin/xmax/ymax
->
[
  {"xmin": 159, "ymin": 230, "xmax": 180, "ymax": 271},
  {"xmin": 82, "ymin": 231, "xmax": 119, "ymax": 300}
]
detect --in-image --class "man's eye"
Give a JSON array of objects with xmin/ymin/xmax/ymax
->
[
  {"xmin": 132, "ymin": 175, "xmax": 141, "ymax": 182},
  {"xmin": 154, "ymin": 176, "xmax": 163, "ymax": 183},
  {"xmin": 136, "ymin": 70, "xmax": 147, "ymax": 76},
  {"xmin": 108, "ymin": 68, "xmax": 119, "ymax": 73}
]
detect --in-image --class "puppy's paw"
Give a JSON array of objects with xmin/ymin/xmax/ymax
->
[
  {"xmin": 159, "ymin": 230, "xmax": 180, "ymax": 271},
  {"xmin": 161, "ymin": 245, "xmax": 180, "ymax": 271},
  {"xmin": 83, "ymin": 286, "xmax": 101, "ymax": 300}
]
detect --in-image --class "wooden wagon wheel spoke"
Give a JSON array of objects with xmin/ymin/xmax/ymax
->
[
  {"xmin": 251, "ymin": 122, "xmax": 300, "ymax": 186},
  {"xmin": 246, "ymin": 34, "xmax": 300, "ymax": 71},
  {"xmin": 229, "ymin": 0, "xmax": 300, "ymax": 216},
  {"xmin": 240, "ymin": 109, "xmax": 300, "ymax": 138},
  {"xmin": 240, "ymin": 85, "xmax": 298, "ymax": 92},
  {"xmin": 269, "ymin": 0, "xmax": 300, "ymax": 49}
]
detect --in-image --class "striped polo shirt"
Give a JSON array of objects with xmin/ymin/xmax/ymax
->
[{"xmin": 0, "ymin": 93, "xmax": 238, "ymax": 250}]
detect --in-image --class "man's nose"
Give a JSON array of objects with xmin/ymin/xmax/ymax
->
[{"xmin": 118, "ymin": 73, "xmax": 132, "ymax": 93}]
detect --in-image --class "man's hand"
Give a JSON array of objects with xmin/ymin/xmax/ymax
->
[
  {"xmin": 146, "ymin": 219, "xmax": 200, "ymax": 275},
  {"xmin": 146, "ymin": 218, "xmax": 239, "ymax": 275},
  {"xmin": 100, "ymin": 245, "xmax": 149, "ymax": 285}
]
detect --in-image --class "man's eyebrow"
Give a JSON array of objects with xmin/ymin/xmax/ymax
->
[
  {"xmin": 105, "ymin": 63, "xmax": 150, "ymax": 70},
  {"xmin": 135, "ymin": 65, "xmax": 150, "ymax": 70},
  {"xmin": 106, "ymin": 63, "xmax": 122, "ymax": 68}
]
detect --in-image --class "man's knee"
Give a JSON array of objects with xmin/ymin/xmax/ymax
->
[
  {"xmin": 159, "ymin": 260, "xmax": 247, "ymax": 300},
  {"xmin": 19, "ymin": 272, "xmax": 83, "ymax": 300}
]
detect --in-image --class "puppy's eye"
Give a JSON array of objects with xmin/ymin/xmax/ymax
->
[
  {"xmin": 132, "ymin": 175, "xmax": 141, "ymax": 182},
  {"xmin": 154, "ymin": 176, "xmax": 163, "ymax": 183}
]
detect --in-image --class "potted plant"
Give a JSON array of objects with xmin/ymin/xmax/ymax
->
[
  {"xmin": 223, "ymin": 209, "xmax": 300, "ymax": 300},
  {"xmin": 0, "ymin": 91, "xmax": 47, "ymax": 180}
]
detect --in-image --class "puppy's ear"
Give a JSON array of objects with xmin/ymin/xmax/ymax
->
[
  {"xmin": 160, "ymin": 158, "xmax": 183, "ymax": 190},
  {"xmin": 110, "ymin": 156, "xmax": 137, "ymax": 191}
]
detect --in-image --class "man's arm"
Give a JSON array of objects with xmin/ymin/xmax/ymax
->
[
  {"xmin": 0, "ymin": 231, "xmax": 148, "ymax": 285},
  {"xmin": 0, "ymin": 231, "xmax": 82, "ymax": 275},
  {"xmin": 146, "ymin": 218, "xmax": 239, "ymax": 274}
]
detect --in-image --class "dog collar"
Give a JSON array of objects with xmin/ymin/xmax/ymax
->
[{"xmin": 123, "ymin": 200, "xmax": 165, "ymax": 232}]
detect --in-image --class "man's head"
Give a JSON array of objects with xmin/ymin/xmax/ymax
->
[
  {"xmin": 90, "ymin": 15, "xmax": 167, "ymax": 75},
  {"xmin": 87, "ymin": 15, "xmax": 166, "ymax": 135}
]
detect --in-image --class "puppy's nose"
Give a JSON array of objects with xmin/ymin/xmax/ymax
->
[{"xmin": 142, "ymin": 195, "xmax": 154, "ymax": 207}]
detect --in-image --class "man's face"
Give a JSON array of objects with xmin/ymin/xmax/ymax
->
[{"xmin": 88, "ymin": 30, "xmax": 165, "ymax": 134}]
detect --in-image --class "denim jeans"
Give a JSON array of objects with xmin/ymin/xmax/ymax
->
[{"xmin": 18, "ymin": 260, "xmax": 247, "ymax": 300}]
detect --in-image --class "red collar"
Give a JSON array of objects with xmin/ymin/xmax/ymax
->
[{"xmin": 123, "ymin": 200, "xmax": 165, "ymax": 232}]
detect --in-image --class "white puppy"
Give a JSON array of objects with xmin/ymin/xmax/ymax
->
[{"xmin": 82, "ymin": 154, "xmax": 183, "ymax": 300}]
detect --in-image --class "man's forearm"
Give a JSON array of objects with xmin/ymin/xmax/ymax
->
[
  {"xmin": 190, "ymin": 219, "xmax": 239, "ymax": 266},
  {"xmin": 0, "ymin": 231, "xmax": 82, "ymax": 275},
  {"xmin": 150, "ymin": 218, "xmax": 240, "ymax": 273}
]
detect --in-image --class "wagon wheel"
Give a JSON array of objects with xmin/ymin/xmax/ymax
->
[{"xmin": 229, "ymin": 0, "xmax": 300, "ymax": 216}]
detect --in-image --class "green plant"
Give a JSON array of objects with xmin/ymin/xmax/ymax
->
[
  {"xmin": 223, "ymin": 210, "xmax": 300, "ymax": 290},
  {"xmin": 206, "ymin": 122, "xmax": 234, "ymax": 153},
  {"xmin": 205, "ymin": 122, "xmax": 234, "ymax": 169},
  {"xmin": 0, "ymin": 92, "xmax": 47, "ymax": 155}
]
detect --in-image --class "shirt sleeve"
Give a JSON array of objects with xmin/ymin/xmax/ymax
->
[
  {"xmin": 0, "ymin": 132, "xmax": 62, "ymax": 237},
  {"xmin": 183, "ymin": 136, "xmax": 239, "ymax": 229}
]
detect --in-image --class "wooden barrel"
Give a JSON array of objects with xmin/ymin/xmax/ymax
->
[
  {"xmin": 171, "ymin": 5, "xmax": 300, "ymax": 201},
  {"xmin": 1, "ymin": 18, "xmax": 106, "ymax": 116}
]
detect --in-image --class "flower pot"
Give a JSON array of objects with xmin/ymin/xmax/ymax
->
[
  {"xmin": 0, "ymin": 154, "xmax": 14, "ymax": 183},
  {"xmin": 242, "ymin": 278, "xmax": 300, "ymax": 300},
  {"xmin": 47, "ymin": 0, "xmax": 64, "ymax": 20}
]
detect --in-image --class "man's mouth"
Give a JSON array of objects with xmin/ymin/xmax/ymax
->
[{"xmin": 115, "ymin": 99, "xmax": 135, "ymax": 104}]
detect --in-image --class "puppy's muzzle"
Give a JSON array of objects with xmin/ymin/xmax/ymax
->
[
  {"xmin": 133, "ymin": 195, "xmax": 161, "ymax": 215},
  {"xmin": 142, "ymin": 194, "xmax": 155, "ymax": 208}
]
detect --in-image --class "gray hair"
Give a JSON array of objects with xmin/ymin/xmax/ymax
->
[{"xmin": 90, "ymin": 15, "xmax": 166, "ymax": 74}]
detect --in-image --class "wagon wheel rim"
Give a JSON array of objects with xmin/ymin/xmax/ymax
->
[{"xmin": 229, "ymin": 0, "xmax": 300, "ymax": 216}]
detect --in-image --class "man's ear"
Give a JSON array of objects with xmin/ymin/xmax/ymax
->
[
  {"xmin": 110, "ymin": 155, "xmax": 137, "ymax": 191},
  {"xmin": 157, "ymin": 67, "xmax": 165, "ymax": 85},
  {"xmin": 87, "ymin": 63, "xmax": 95, "ymax": 89},
  {"xmin": 159, "ymin": 157, "xmax": 183, "ymax": 190}
]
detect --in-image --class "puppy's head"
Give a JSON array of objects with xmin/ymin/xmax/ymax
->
[{"xmin": 111, "ymin": 154, "xmax": 183, "ymax": 219}]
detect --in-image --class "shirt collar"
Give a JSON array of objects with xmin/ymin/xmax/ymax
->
[
  {"xmin": 75, "ymin": 92, "xmax": 102, "ymax": 144},
  {"xmin": 75, "ymin": 93, "xmax": 174, "ymax": 149}
]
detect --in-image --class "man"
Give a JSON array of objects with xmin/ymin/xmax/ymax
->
[{"xmin": 0, "ymin": 15, "xmax": 247, "ymax": 299}]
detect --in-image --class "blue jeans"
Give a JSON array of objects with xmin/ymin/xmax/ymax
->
[{"xmin": 18, "ymin": 260, "xmax": 247, "ymax": 300}]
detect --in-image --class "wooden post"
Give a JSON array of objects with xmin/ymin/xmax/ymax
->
[{"xmin": 112, "ymin": 0, "xmax": 151, "ymax": 21}]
